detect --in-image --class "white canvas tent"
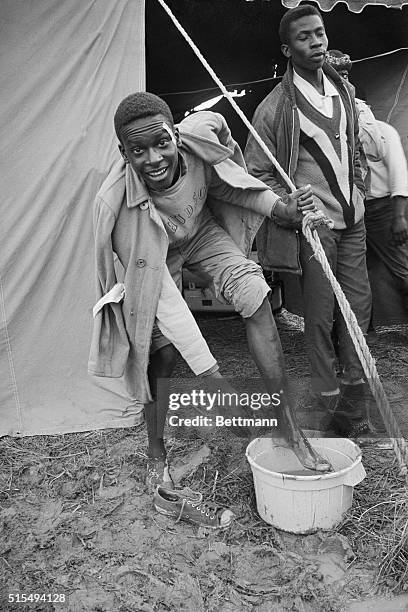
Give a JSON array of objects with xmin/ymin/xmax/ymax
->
[{"xmin": 1, "ymin": 0, "xmax": 146, "ymax": 436}]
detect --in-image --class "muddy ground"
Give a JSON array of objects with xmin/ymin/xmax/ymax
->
[{"xmin": 0, "ymin": 311, "xmax": 407, "ymax": 611}]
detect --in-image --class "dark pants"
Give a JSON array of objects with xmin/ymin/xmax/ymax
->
[
  {"xmin": 299, "ymin": 219, "xmax": 372, "ymax": 393},
  {"xmin": 365, "ymin": 197, "xmax": 408, "ymax": 310}
]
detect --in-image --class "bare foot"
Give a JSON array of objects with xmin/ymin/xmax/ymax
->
[
  {"xmin": 293, "ymin": 436, "xmax": 333, "ymax": 472},
  {"xmin": 276, "ymin": 433, "xmax": 333, "ymax": 473}
]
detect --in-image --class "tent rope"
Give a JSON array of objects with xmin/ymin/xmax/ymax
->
[{"xmin": 156, "ymin": 0, "xmax": 408, "ymax": 474}]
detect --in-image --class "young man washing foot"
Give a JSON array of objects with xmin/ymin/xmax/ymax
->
[{"xmin": 89, "ymin": 92, "xmax": 331, "ymax": 525}]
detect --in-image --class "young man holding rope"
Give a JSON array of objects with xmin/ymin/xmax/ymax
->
[
  {"xmin": 89, "ymin": 91, "xmax": 332, "ymax": 525},
  {"xmin": 245, "ymin": 5, "xmax": 373, "ymax": 436}
]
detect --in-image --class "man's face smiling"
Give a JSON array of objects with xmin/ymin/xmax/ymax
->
[
  {"xmin": 282, "ymin": 15, "xmax": 328, "ymax": 74},
  {"xmin": 119, "ymin": 113, "xmax": 179, "ymax": 191}
]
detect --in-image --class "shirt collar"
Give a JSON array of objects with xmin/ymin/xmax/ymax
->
[{"xmin": 293, "ymin": 69, "xmax": 339, "ymax": 99}]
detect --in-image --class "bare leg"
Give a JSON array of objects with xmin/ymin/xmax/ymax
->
[
  {"xmin": 146, "ymin": 344, "xmax": 179, "ymax": 459},
  {"xmin": 245, "ymin": 298, "xmax": 331, "ymax": 472}
]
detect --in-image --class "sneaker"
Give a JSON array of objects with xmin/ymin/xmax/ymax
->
[
  {"xmin": 348, "ymin": 418, "xmax": 375, "ymax": 438},
  {"xmin": 153, "ymin": 485, "xmax": 235, "ymax": 530},
  {"xmin": 145, "ymin": 457, "xmax": 174, "ymax": 493}
]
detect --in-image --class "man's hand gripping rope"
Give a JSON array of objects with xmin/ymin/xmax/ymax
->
[{"xmin": 283, "ymin": 184, "xmax": 335, "ymax": 231}]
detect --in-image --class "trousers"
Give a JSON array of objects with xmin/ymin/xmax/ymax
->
[
  {"xmin": 365, "ymin": 197, "xmax": 408, "ymax": 309},
  {"xmin": 299, "ymin": 219, "xmax": 372, "ymax": 392}
]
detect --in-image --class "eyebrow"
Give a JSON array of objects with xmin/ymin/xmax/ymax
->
[
  {"xmin": 297, "ymin": 25, "xmax": 325, "ymax": 35},
  {"xmin": 128, "ymin": 130, "xmax": 170, "ymax": 145}
]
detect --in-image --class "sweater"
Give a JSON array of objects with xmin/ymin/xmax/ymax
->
[{"xmin": 295, "ymin": 90, "xmax": 356, "ymax": 229}]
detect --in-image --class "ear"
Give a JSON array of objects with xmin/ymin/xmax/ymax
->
[
  {"xmin": 118, "ymin": 143, "xmax": 128, "ymax": 164},
  {"xmin": 281, "ymin": 44, "xmax": 291, "ymax": 59},
  {"xmin": 174, "ymin": 127, "xmax": 181, "ymax": 147}
]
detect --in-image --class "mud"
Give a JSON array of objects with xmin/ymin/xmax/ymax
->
[{"xmin": 1, "ymin": 313, "xmax": 407, "ymax": 611}]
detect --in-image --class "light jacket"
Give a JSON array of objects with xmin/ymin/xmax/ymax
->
[
  {"xmin": 244, "ymin": 61, "xmax": 366, "ymax": 273},
  {"xmin": 88, "ymin": 111, "xmax": 279, "ymax": 402}
]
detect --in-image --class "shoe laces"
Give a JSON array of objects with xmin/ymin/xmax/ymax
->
[
  {"xmin": 192, "ymin": 499, "xmax": 220, "ymax": 517},
  {"xmin": 175, "ymin": 493, "xmax": 221, "ymax": 523},
  {"xmin": 349, "ymin": 418, "xmax": 371, "ymax": 437}
]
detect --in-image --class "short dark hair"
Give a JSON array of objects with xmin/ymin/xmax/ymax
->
[
  {"xmin": 114, "ymin": 92, "xmax": 174, "ymax": 141},
  {"xmin": 279, "ymin": 4, "xmax": 324, "ymax": 45}
]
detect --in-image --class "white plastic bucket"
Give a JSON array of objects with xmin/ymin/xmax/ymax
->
[{"xmin": 245, "ymin": 437, "xmax": 366, "ymax": 534}]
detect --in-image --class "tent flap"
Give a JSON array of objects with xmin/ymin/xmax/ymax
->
[{"xmin": 0, "ymin": 0, "xmax": 146, "ymax": 437}]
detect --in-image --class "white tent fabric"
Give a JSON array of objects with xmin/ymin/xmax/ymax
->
[{"xmin": 1, "ymin": 0, "xmax": 146, "ymax": 436}]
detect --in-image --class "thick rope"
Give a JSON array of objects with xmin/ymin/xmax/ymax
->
[
  {"xmin": 305, "ymin": 226, "xmax": 408, "ymax": 473},
  {"xmin": 156, "ymin": 0, "xmax": 408, "ymax": 474}
]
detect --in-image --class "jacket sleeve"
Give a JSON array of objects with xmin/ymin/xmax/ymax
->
[
  {"xmin": 208, "ymin": 163, "xmax": 279, "ymax": 217},
  {"xmin": 244, "ymin": 99, "xmax": 300, "ymax": 229},
  {"xmin": 88, "ymin": 197, "xmax": 130, "ymax": 378},
  {"xmin": 244, "ymin": 99, "xmax": 290, "ymax": 201}
]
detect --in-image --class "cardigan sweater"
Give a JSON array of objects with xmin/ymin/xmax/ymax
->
[{"xmin": 295, "ymin": 89, "xmax": 357, "ymax": 229}]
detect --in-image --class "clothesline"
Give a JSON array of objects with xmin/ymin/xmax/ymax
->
[
  {"xmin": 159, "ymin": 47, "xmax": 408, "ymax": 98},
  {"xmin": 159, "ymin": 75, "xmax": 280, "ymax": 98}
]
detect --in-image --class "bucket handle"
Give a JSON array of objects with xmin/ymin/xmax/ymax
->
[{"xmin": 343, "ymin": 461, "xmax": 366, "ymax": 487}]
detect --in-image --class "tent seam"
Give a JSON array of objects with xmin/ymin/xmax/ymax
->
[{"xmin": 0, "ymin": 274, "xmax": 23, "ymax": 433}]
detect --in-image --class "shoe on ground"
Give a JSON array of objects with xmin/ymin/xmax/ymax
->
[
  {"xmin": 330, "ymin": 382, "xmax": 376, "ymax": 438},
  {"xmin": 348, "ymin": 418, "xmax": 377, "ymax": 438},
  {"xmin": 145, "ymin": 456, "xmax": 174, "ymax": 494},
  {"xmin": 153, "ymin": 485, "xmax": 235, "ymax": 530}
]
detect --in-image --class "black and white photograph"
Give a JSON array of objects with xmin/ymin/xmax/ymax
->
[{"xmin": 1, "ymin": 0, "xmax": 408, "ymax": 610}]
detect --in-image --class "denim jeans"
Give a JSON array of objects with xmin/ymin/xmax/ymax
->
[{"xmin": 299, "ymin": 219, "xmax": 372, "ymax": 392}]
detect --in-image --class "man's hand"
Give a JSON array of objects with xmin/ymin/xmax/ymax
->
[
  {"xmin": 390, "ymin": 215, "xmax": 408, "ymax": 246},
  {"xmin": 390, "ymin": 196, "xmax": 408, "ymax": 246},
  {"xmin": 273, "ymin": 185, "xmax": 317, "ymax": 226},
  {"xmin": 272, "ymin": 185, "xmax": 334, "ymax": 230},
  {"xmin": 287, "ymin": 185, "xmax": 316, "ymax": 220}
]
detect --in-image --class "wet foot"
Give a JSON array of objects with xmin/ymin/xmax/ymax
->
[
  {"xmin": 293, "ymin": 437, "xmax": 332, "ymax": 472},
  {"xmin": 276, "ymin": 435, "xmax": 333, "ymax": 473}
]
